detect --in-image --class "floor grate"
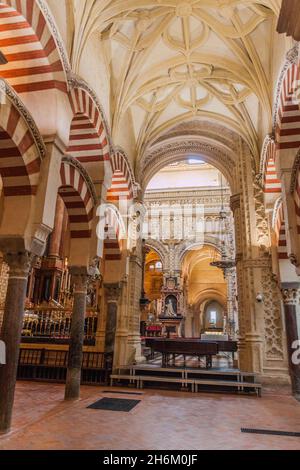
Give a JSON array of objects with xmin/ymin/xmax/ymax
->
[
  {"xmin": 102, "ymin": 390, "xmax": 143, "ymax": 396},
  {"xmin": 241, "ymin": 428, "xmax": 300, "ymax": 438},
  {"xmin": 87, "ymin": 397, "xmax": 141, "ymax": 412}
]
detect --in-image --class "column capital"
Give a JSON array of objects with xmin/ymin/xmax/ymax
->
[
  {"xmin": 104, "ymin": 283, "xmax": 122, "ymax": 303},
  {"xmin": 281, "ymin": 285, "xmax": 300, "ymax": 306},
  {"xmin": 3, "ymin": 251, "xmax": 34, "ymax": 278},
  {"xmin": 69, "ymin": 266, "xmax": 89, "ymax": 293}
]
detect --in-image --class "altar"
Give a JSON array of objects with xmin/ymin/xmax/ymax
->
[{"xmin": 159, "ymin": 277, "xmax": 184, "ymax": 337}]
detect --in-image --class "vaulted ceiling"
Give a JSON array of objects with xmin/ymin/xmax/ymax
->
[{"xmin": 71, "ymin": 0, "xmax": 282, "ymax": 165}]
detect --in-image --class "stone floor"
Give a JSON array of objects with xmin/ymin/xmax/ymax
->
[{"xmin": 0, "ymin": 381, "xmax": 299, "ymax": 450}]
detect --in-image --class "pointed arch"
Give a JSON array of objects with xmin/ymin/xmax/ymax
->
[
  {"xmin": 0, "ymin": 79, "xmax": 45, "ymax": 196},
  {"xmin": 0, "ymin": 0, "xmax": 69, "ymax": 93},
  {"xmin": 275, "ymin": 59, "xmax": 300, "ymax": 154},
  {"xmin": 262, "ymin": 137, "xmax": 281, "ymax": 195},
  {"xmin": 103, "ymin": 205, "xmax": 124, "ymax": 262},
  {"xmin": 59, "ymin": 157, "xmax": 96, "ymax": 239},
  {"xmin": 273, "ymin": 199, "xmax": 288, "ymax": 260},
  {"xmin": 145, "ymin": 239, "xmax": 168, "ymax": 270},
  {"xmin": 107, "ymin": 150, "xmax": 136, "ymax": 203},
  {"xmin": 67, "ymin": 81, "xmax": 111, "ymax": 165}
]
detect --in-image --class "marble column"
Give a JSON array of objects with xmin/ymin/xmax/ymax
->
[
  {"xmin": 49, "ymin": 195, "xmax": 65, "ymax": 259},
  {"xmin": 65, "ymin": 267, "xmax": 88, "ymax": 401},
  {"xmin": 282, "ymin": 287, "xmax": 300, "ymax": 398},
  {"xmin": 104, "ymin": 283, "xmax": 121, "ymax": 355},
  {"xmin": 225, "ymin": 267, "xmax": 238, "ymax": 339},
  {"xmin": 0, "ymin": 252, "xmax": 32, "ymax": 434}
]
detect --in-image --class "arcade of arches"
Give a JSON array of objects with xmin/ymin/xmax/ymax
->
[{"xmin": 0, "ymin": 0, "xmax": 299, "ymax": 449}]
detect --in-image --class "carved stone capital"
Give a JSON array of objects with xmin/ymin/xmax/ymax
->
[
  {"xmin": 281, "ymin": 288, "xmax": 299, "ymax": 306},
  {"xmin": 69, "ymin": 266, "xmax": 89, "ymax": 294},
  {"xmin": 104, "ymin": 283, "xmax": 122, "ymax": 303},
  {"xmin": 3, "ymin": 251, "xmax": 34, "ymax": 279}
]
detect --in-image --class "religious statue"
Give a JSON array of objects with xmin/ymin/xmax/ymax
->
[{"xmin": 165, "ymin": 298, "xmax": 177, "ymax": 318}]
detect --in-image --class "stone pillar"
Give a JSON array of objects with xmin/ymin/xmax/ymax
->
[
  {"xmin": 49, "ymin": 195, "xmax": 65, "ymax": 258},
  {"xmin": 230, "ymin": 193, "xmax": 247, "ymax": 365},
  {"xmin": 282, "ymin": 286, "xmax": 300, "ymax": 398},
  {"xmin": 184, "ymin": 306, "xmax": 194, "ymax": 338},
  {"xmin": 65, "ymin": 267, "xmax": 88, "ymax": 401},
  {"xmin": 126, "ymin": 253, "xmax": 145, "ymax": 364},
  {"xmin": 104, "ymin": 283, "xmax": 121, "ymax": 356},
  {"xmin": 112, "ymin": 280, "xmax": 129, "ymax": 367},
  {"xmin": 225, "ymin": 267, "xmax": 238, "ymax": 339},
  {"xmin": 0, "ymin": 252, "xmax": 32, "ymax": 434}
]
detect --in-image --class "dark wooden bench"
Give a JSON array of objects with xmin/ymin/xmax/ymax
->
[
  {"xmin": 150, "ymin": 339, "xmax": 219, "ymax": 368},
  {"xmin": 17, "ymin": 348, "xmax": 113, "ymax": 385}
]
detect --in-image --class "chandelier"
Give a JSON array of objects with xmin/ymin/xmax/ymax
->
[{"xmin": 210, "ymin": 174, "xmax": 236, "ymax": 276}]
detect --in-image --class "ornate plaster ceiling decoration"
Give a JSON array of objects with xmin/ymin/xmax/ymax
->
[{"xmin": 71, "ymin": 0, "xmax": 280, "ymax": 164}]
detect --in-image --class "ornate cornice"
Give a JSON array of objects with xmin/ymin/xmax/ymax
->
[
  {"xmin": 144, "ymin": 187, "xmax": 231, "ymax": 205},
  {"xmin": 67, "ymin": 73, "xmax": 113, "ymax": 153},
  {"xmin": 273, "ymin": 44, "xmax": 299, "ymax": 130},
  {"xmin": 0, "ymin": 79, "xmax": 46, "ymax": 161},
  {"xmin": 62, "ymin": 156, "xmax": 98, "ymax": 206}
]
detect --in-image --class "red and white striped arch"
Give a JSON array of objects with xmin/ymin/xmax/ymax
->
[
  {"xmin": 273, "ymin": 200, "xmax": 288, "ymax": 260},
  {"xmin": 67, "ymin": 87, "xmax": 110, "ymax": 164},
  {"xmin": 0, "ymin": 0, "xmax": 68, "ymax": 94},
  {"xmin": 263, "ymin": 139, "xmax": 281, "ymax": 194},
  {"xmin": 59, "ymin": 158, "xmax": 95, "ymax": 240},
  {"xmin": 0, "ymin": 86, "xmax": 43, "ymax": 196},
  {"xmin": 276, "ymin": 63, "xmax": 300, "ymax": 153},
  {"xmin": 107, "ymin": 151, "xmax": 135, "ymax": 203},
  {"xmin": 103, "ymin": 205, "xmax": 122, "ymax": 261}
]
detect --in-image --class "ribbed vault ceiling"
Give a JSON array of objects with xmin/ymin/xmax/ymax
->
[{"xmin": 71, "ymin": 0, "xmax": 281, "ymax": 163}]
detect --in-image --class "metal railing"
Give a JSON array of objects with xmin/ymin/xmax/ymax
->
[
  {"xmin": 21, "ymin": 308, "xmax": 98, "ymax": 345},
  {"xmin": 18, "ymin": 348, "xmax": 113, "ymax": 385}
]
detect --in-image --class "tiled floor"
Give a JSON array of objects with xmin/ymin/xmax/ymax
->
[{"xmin": 0, "ymin": 381, "xmax": 299, "ymax": 450}]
